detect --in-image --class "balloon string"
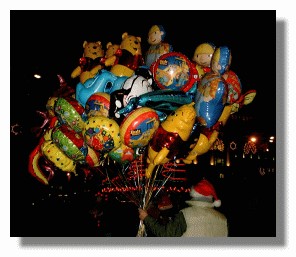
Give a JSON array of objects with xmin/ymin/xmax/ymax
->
[
  {"xmin": 116, "ymin": 164, "xmax": 141, "ymax": 205},
  {"xmin": 143, "ymin": 165, "xmax": 161, "ymax": 210}
]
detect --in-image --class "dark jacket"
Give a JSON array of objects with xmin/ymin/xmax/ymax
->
[
  {"xmin": 143, "ymin": 199, "xmax": 228, "ymax": 237},
  {"xmin": 143, "ymin": 211, "xmax": 187, "ymax": 237}
]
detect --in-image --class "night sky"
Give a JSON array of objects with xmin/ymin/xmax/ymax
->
[{"xmin": 10, "ymin": 10, "xmax": 276, "ymax": 237}]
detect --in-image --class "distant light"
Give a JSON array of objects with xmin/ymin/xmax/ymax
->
[
  {"xmin": 270, "ymin": 136, "xmax": 275, "ymax": 140},
  {"xmin": 269, "ymin": 139, "xmax": 274, "ymax": 143},
  {"xmin": 266, "ymin": 148, "xmax": 269, "ymax": 152},
  {"xmin": 250, "ymin": 137, "xmax": 257, "ymax": 143},
  {"xmin": 34, "ymin": 74, "xmax": 41, "ymax": 79},
  {"xmin": 210, "ymin": 154, "xmax": 214, "ymax": 165}
]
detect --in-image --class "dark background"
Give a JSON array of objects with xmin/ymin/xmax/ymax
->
[{"xmin": 10, "ymin": 10, "xmax": 276, "ymax": 238}]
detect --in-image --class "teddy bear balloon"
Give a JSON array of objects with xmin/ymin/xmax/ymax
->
[{"xmin": 71, "ymin": 41, "xmax": 105, "ymax": 84}]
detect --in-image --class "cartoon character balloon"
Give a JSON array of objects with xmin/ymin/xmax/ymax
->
[
  {"xmin": 181, "ymin": 46, "xmax": 256, "ymax": 165},
  {"xmin": 71, "ymin": 41, "xmax": 105, "ymax": 84},
  {"xmin": 145, "ymin": 25, "xmax": 173, "ymax": 68},
  {"xmin": 151, "ymin": 52, "xmax": 198, "ymax": 93},
  {"xmin": 194, "ymin": 46, "xmax": 231, "ymax": 128},
  {"xmin": 105, "ymin": 32, "xmax": 144, "ymax": 77},
  {"xmin": 120, "ymin": 107, "xmax": 160, "ymax": 149},
  {"xmin": 109, "ymin": 74, "xmax": 154, "ymax": 122},
  {"xmin": 192, "ymin": 42, "xmax": 216, "ymax": 80},
  {"xmin": 83, "ymin": 116, "xmax": 121, "ymax": 153},
  {"xmin": 85, "ymin": 92, "xmax": 111, "ymax": 118},
  {"xmin": 145, "ymin": 103, "xmax": 196, "ymax": 178},
  {"xmin": 75, "ymin": 69, "xmax": 127, "ymax": 107}
]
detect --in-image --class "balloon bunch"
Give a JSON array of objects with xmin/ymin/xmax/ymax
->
[{"xmin": 28, "ymin": 32, "xmax": 257, "ymax": 236}]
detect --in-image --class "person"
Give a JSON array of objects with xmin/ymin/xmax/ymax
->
[{"xmin": 138, "ymin": 179, "xmax": 228, "ymax": 237}]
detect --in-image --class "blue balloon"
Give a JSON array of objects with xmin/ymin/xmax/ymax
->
[
  {"xmin": 76, "ymin": 69, "xmax": 127, "ymax": 107},
  {"xmin": 195, "ymin": 73, "xmax": 228, "ymax": 128},
  {"xmin": 116, "ymin": 89, "xmax": 193, "ymax": 117}
]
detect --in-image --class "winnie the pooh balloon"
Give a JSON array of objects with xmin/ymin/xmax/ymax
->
[
  {"xmin": 104, "ymin": 32, "xmax": 144, "ymax": 77},
  {"xmin": 145, "ymin": 102, "xmax": 196, "ymax": 178},
  {"xmin": 71, "ymin": 41, "xmax": 105, "ymax": 84}
]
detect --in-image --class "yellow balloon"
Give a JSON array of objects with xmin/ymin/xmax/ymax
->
[
  {"xmin": 41, "ymin": 140, "xmax": 76, "ymax": 172},
  {"xmin": 83, "ymin": 116, "xmax": 121, "ymax": 152}
]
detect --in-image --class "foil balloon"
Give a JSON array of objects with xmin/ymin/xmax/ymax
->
[
  {"xmin": 85, "ymin": 92, "xmax": 110, "ymax": 118},
  {"xmin": 181, "ymin": 92, "xmax": 257, "ymax": 165},
  {"xmin": 134, "ymin": 66, "xmax": 154, "ymax": 87},
  {"xmin": 85, "ymin": 146, "xmax": 101, "ymax": 167},
  {"xmin": 151, "ymin": 52, "xmax": 198, "ymax": 92},
  {"xmin": 181, "ymin": 104, "xmax": 233, "ymax": 165},
  {"xmin": 145, "ymin": 25, "xmax": 173, "ymax": 68},
  {"xmin": 46, "ymin": 96, "xmax": 58, "ymax": 118},
  {"xmin": 121, "ymin": 74, "xmax": 153, "ymax": 107},
  {"xmin": 211, "ymin": 46, "xmax": 232, "ymax": 76},
  {"xmin": 28, "ymin": 117, "xmax": 60, "ymax": 185},
  {"xmin": 223, "ymin": 70, "xmax": 242, "ymax": 104},
  {"xmin": 108, "ymin": 143, "xmax": 137, "ymax": 165},
  {"xmin": 191, "ymin": 42, "xmax": 216, "ymax": 80},
  {"xmin": 109, "ymin": 74, "xmax": 154, "ymax": 122},
  {"xmin": 116, "ymin": 89, "xmax": 193, "ymax": 120},
  {"xmin": 54, "ymin": 97, "xmax": 86, "ymax": 133},
  {"xmin": 106, "ymin": 32, "xmax": 144, "ymax": 77},
  {"xmin": 83, "ymin": 116, "xmax": 121, "ymax": 153},
  {"xmin": 195, "ymin": 72, "xmax": 228, "ymax": 128},
  {"xmin": 51, "ymin": 124, "xmax": 88, "ymax": 162},
  {"xmin": 28, "ymin": 143, "xmax": 50, "ymax": 185},
  {"xmin": 120, "ymin": 107, "xmax": 160, "ymax": 149},
  {"xmin": 41, "ymin": 140, "xmax": 76, "ymax": 173},
  {"xmin": 145, "ymin": 103, "xmax": 196, "ymax": 178},
  {"xmin": 75, "ymin": 69, "xmax": 127, "ymax": 107}
]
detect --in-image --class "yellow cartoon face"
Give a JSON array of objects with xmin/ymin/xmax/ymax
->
[
  {"xmin": 192, "ymin": 43, "xmax": 215, "ymax": 68},
  {"xmin": 147, "ymin": 25, "xmax": 163, "ymax": 45},
  {"xmin": 162, "ymin": 103, "xmax": 196, "ymax": 141},
  {"xmin": 105, "ymin": 42, "xmax": 120, "ymax": 58},
  {"xmin": 83, "ymin": 41, "xmax": 104, "ymax": 59},
  {"xmin": 120, "ymin": 33, "xmax": 142, "ymax": 55}
]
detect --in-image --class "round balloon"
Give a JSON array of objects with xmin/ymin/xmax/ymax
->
[
  {"xmin": 84, "ymin": 146, "xmax": 101, "ymax": 167},
  {"xmin": 151, "ymin": 52, "xmax": 198, "ymax": 92},
  {"xmin": 54, "ymin": 97, "xmax": 86, "ymax": 133},
  {"xmin": 108, "ymin": 143, "xmax": 136, "ymax": 164},
  {"xmin": 85, "ymin": 92, "xmax": 110, "ymax": 118},
  {"xmin": 120, "ymin": 107, "xmax": 160, "ymax": 148},
  {"xmin": 83, "ymin": 116, "xmax": 121, "ymax": 152},
  {"xmin": 51, "ymin": 124, "xmax": 87, "ymax": 162}
]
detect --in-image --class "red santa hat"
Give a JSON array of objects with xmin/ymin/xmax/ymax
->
[
  {"xmin": 190, "ymin": 179, "xmax": 221, "ymax": 207},
  {"xmin": 158, "ymin": 194, "xmax": 173, "ymax": 210}
]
